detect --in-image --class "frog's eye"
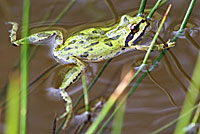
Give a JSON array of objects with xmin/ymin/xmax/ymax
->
[{"xmin": 130, "ymin": 24, "xmax": 139, "ymax": 33}]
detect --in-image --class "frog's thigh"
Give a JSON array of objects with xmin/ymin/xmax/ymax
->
[
  {"xmin": 12, "ymin": 30, "xmax": 63, "ymax": 47},
  {"xmin": 59, "ymin": 64, "xmax": 83, "ymax": 90}
]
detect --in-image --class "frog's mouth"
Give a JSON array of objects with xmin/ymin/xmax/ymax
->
[{"xmin": 125, "ymin": 19, "xmax": 149, "ymax": 47}]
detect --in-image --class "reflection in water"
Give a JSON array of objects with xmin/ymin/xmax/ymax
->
[
  {"xmin": 164, "ymin": 53, "xmax": 188, "ymax": 92},
  {"xmin": 185, "ymin": 30, "xmax": 200, "ymax": 50}
]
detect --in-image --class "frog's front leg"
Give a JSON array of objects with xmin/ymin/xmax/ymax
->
[
  {"xmin": 132, "ymin": 40, "xmax": 176, "ymax": 51},
  {"xmin": 7, "ymin": 22, "xmax": 63, "ymax": 49},
  {"xmin": 57, "ymin": 57, "xmax": 86, "ymax": 129}
]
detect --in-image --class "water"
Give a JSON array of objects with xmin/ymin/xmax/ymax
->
[{"xmin": 0, "ymin": 0, "xmax": 200, "ymax": 134}]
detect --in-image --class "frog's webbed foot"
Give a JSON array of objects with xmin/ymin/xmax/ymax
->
[
  {"xmin": 56, "ymin": 57, "xmax": 85, "ymax": 129},
  {"xmin": 7, "ymin": 22, "xmax": 63, "ymax": 49},
  {"xmin": 133, "ymin": 40, "xmax": 176, "ymax": 51}
]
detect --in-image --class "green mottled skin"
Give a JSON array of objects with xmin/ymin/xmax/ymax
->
[
  {"xmin": 54, "ymin": 15, "xmax": 148, "ymax": 62},
  {"xmin": 7, "ymin": 14, "xmax": 175, "ymax": 128}
]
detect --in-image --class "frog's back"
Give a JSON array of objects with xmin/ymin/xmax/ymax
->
[{"xmin": 55, "ymin": 15, "xmax": 146, "ymax": 61}]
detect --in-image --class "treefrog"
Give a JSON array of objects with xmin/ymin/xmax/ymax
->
[{"xmin": 7, "ymin": 14, "xmax": 175, "ymax": 128}]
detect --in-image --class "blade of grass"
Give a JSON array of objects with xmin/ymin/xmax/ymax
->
[
  {"xmin": 138, "ymin": 0, "xmax": 169, "ymax": 17},
  {"xmin": 191, "ymin": 104, "xmax": 200, "ymax": 125},
  {"xmin": 138, "ymin": 0, "xmax": 147, "ymax": 16},
  {"xmin": 147, "ymin": 0, "xmax": 163, "ymax": 19},
  {"xmin": 52, "ymin": 0, "xmax": 79, "ymax": 25},
  {"xmin": 111, "ymin": 100, "xmax": 126, "ymax": 134},
  {"xmin": 142, "ymin": 4, "xmax": 171, "ymax": 66},
  {"xmin": 5, "ymin": 70, "xmax": 20, "ymax": 134},
  {"xmin": 172, "ymin": 0, "xmax": 196, "ymax": 42},
  {"xmin": 82, "ymin": 73, "xmax": 90, "ymax": 112},
  {"xmin": 20, "ymin": 0, "xmax": 30, "ymax": 133}
]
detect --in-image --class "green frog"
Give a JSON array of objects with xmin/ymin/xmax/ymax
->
[{"xmin": 7, "ymin": 14, "xmax": 175, "ymax": 127}]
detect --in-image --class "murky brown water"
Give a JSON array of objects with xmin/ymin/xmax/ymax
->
[{"xmin": 1, "ymin": 0, "xmax": 200, "ymax": 134}]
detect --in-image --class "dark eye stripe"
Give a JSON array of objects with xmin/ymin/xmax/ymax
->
[
  {"xmin": 132, "ymin": 22, "xmax": 150, "ymax": 45},
  {"xmin": 136, "ymin": 19, "xmax": 146, "ymax": 27},
  {"xmin": 125, "ymin": 19, "xmax": 149, "ymax": 47},
  {"xmin": 125, "ymin": 33, "xmax": 134, "ymax": 47}
]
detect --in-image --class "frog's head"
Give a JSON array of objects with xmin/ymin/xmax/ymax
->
[{"xmin": 125, "ymin": 18, "xmax": 149, "ymax": 47}]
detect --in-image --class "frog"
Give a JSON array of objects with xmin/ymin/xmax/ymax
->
[{"xmin": 7, "ymin": 14, "xmax": 175, "ymax": 128}]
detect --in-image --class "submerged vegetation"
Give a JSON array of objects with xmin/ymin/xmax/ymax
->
[{"xmin": 1, "ymin": 0, "xmax": 199, "ymax": 134}]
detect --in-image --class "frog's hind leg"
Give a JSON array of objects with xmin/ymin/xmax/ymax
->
[
  {"xmin": 7, "ymin": 22, "xmax": 63, "ymax": 49},
  {"xmin": 57, "ymin": 57, "xmax": 86, "ymax": 129}
]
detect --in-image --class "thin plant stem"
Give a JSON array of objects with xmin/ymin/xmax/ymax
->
[
  {"xmin": 5, "ymin": 71, "xmax": 20, "ymax": 134},
  {"xmin": 82, "ymin": 73, "xmax": 90, "ymax": 112},
  {"xmin": 143, "ymin": 5, "xmax": 171, "ymax": 65},
  {"xmin": 172, "ymin": 0, "xmax": 196, "ymax": 42},
  {"xmin": 138, "ymin": 0, "xmax": 147, "ymax": 16},
  {"xmin": 111, "ymin": 100, "xmax": 126, "ymax": 134},
  {"xmin": 147, "ymin": 0, "xmax": 162, "ymax": 19},
  {"xmin": 52, "ymin": 0, "xmax": 79, "ymax": 25},
  {"xmin": 191, "ymin": 103, "xmax": 200, "ymax": 124},
  {"xmin": 20, "ymin": 0, "xmax": 30, "ymax": 133}
]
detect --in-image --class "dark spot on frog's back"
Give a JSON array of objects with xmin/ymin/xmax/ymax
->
[
  {"xmin": 79, "ymin": 41, "xmax": 84, "ymax": 44},
  {"xmin": 64, "ymin": 47, "xmax": 72, "ymax": 51},
  {"xmin": 84, "ymin": 41, "xmax": 99, "ymax": 48},
  {"xmin": 91, "ymin": 41, "xmax": 99, "ymax": 46},
  {"xmin": 79, "ymin": 33, "xmax": 85, "ymax": 36},
  {"xmin": 68, "ymin": 40, "xmax": 76, "ymax": 44},
  {"xmin": 105, "ymin": 42, "xmax": 113, "ymax": 47},
  {"xmin": 104, "ymin": 39, "xmax": 111, "ymax": 42},
  {"xmin": 80, "ymin": 52, "xmax": 89, "ymax": 58},
  {"xmin": 88, "ymin": 48, "xmax": 93, "ymax": 51},
  {"xmin": 92, "ymin": 30, "xmax": 98, "ymax": 33}
]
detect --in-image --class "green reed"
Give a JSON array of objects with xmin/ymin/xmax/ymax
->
[
  {"xmin": 20, "ymin": 0, "xmax": 30, "ymax": 133},
  {"xmin": 5, "ymin": 71, "xmax": 20, "ymax": 134},
  {"xmin": 138, "ymin": 0, "xmax": 147, "ymax": 16}
]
